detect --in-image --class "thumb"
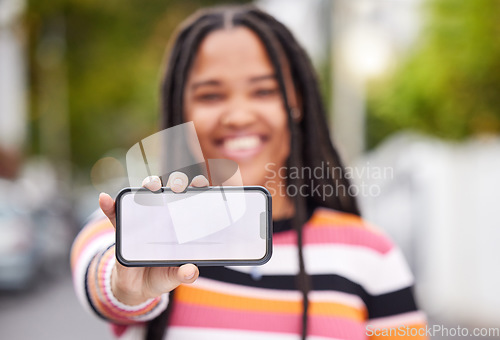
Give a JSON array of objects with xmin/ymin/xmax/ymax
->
[
  {"xmin": 157, "ymin": 264, "xmax": 199, "ymax": 293},
  {"xmin": 99, "ymin": 192, "xmax": 116, "ymax": 228},
  {"xmin": 148, "ymin": 264, "xmax": 199, "ymax": 297},
  {"xmin": 176, "ymin": 263, "xmax": 199, "ymax": 284}
]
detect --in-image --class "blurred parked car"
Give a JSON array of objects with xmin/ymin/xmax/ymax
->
[
  {"xmin": 0, "ymin": 159, "xmax": 74, "ymax": 290},
  {"xmin": 0, "ymin": 203, "xmax": 39, "ymax": 289}
]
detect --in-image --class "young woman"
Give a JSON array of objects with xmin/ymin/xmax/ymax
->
[{"xmin": 71, "ymin": 5, "xmax": 427, "ymax": 340}]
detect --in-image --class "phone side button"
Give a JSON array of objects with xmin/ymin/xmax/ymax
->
[{"xmin": 260, "ymin": 211, "xmax": 266, "ymax": 239}]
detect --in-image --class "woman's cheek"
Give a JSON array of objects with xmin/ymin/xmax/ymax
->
[{"xmin": 264, "ymin": 103, "xmax": 288, "ymax": 130}]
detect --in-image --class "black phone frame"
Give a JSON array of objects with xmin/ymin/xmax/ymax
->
[{"xmin": 115, "ymin": 186, "xmax": 273, "ymax": 267}]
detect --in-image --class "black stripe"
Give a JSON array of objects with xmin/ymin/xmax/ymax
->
[
  {"xmin": 84, "ymin": 254, "xmax": 107, "ymax": 321},
  {"xmin": 367, "ymin": 286, "xmax": 418, "ymax": 319},
  {"xmin": 199, "ymin": 267, "xmax": 418, "ymax": 318},
  {"xmin": 200, "ymin": 267, "xmax": 369, "ymax": 304},
  {"xmin": 199, "ymin": 268, "xmax": 368, "ymax": 300},
  {"xmin": 200, "ymin": 266, "xmax": 298, "ymax": 289},
  {"xmin": 84, "ymin": 244, "xmax": 116, "ymax": 322}
]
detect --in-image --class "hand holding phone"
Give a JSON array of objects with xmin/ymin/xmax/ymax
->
[{"xmin": 98, "ymin": 172, "xmax": 208, "ymax": 306}]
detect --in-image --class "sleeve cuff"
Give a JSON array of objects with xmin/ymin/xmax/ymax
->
[{"xmin": 88, "ymin": 245, "xmax": 169, "ymax": 324}]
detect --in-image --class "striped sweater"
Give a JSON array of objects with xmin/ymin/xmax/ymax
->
[{"xmin": 71, "ymin": 207, "xmax": 427, "ymax": 339}]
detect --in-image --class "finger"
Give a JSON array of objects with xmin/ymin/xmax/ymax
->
[
  {"xmin": 176, "ymin": 263, "xmax": 199, "ymax": 284},
  {"xmin": 166, "ymin": 171, "xmax": 189, "ymax": 193},
  {"xmin": 142, "ymin": 175, "xmax": 162, "ymax": 192},
  {"xmin": 190, "ymin": 175, "xmax": 209, "ymax": 187},
  {"xmin": 99, "ymin": 192, "xmax": 116, "ymax": 228}
]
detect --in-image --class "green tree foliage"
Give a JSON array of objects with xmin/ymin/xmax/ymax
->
[
  {"xmin": 366, "ymin": 0, "xmax": 500, "ymax": 149},
  {"xmin": 26, "ymin": 0, "xmax": 250, "ymax": 175}
]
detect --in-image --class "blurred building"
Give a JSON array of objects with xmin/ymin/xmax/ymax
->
[
  {"xmin": 0, "ymin": 0, "xmax": 26, "ymax": 153},
  {"xmin": 357, "ymin": 133, "xmax": 500, "ymax": 332},
  {"xmin": 0, "ymin": 0, "xmax": 73, "ymax": 290}
]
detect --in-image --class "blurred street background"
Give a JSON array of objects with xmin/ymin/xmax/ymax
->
[{"xmin": 1, "ymin": 0, "xmax": 499, "ymax": 339}]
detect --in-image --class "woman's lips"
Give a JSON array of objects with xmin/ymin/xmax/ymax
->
[{"xmin": 217, "ymin": 134, "xmax": 266, "ymax": 161}]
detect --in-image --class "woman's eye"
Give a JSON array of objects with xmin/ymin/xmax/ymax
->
[
  {"xmin": 196, "ymin": 93, "xmax": 225, "ymax": 102},
  {"xmin": 253, "ymin": 88, "xmax": 279, "ymax": 98}
]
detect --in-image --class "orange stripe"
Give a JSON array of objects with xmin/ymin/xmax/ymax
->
[
  {"xmin": 71, "ymin": 219, "xmax": 114, "ymax": 268},
  {"xmin": 310, "ymin": 209, "xmax": 363, "ymax": 226},
  {"xmin": 86, "ymin": 248, "xmax": 158, "ymax": 322},
  {"xmin": 368, "ymin": 323, "xmax": 428, "ymax": 339},
  {"xmin": 309, "ymin": 208, "xmax": 381, "ymax": 233},
  {"xmin": 175, "ymin": 285, "xmax": 366, "ymax": 321},
  {"xmin": 309, "ymin": 215, "xmax": 365, "ymax": 228},
  {"xmin": 96, "ymin": 248, "xmax": 160, "ymax": 319}
]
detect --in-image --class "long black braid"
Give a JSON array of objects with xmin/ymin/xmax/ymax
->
[{"xmin": 147, "ymin": 5, "xmax": 361, "ymax": 340}]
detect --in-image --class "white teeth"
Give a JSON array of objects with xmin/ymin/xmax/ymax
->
[{"xmin": 224, "ymin": 135, "xmax": 261, "ymax": 151}]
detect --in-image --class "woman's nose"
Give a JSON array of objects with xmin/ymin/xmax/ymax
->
[{"xmin": 220, "ymin": 99, "xmax": 257, "ymax": 128}]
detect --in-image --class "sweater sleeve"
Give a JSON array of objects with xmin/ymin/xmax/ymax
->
[
  {"xmin": 364, "ymin": 242, "xmax": 428, "ymax": 339},
  {"xmin": 70, "ymin": 215, "xmax": 168, "ymax": 325}
]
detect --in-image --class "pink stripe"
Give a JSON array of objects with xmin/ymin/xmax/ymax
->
[
  {"xmin": 111, "ymin": 324, "xmax": 129, "ymax": 337},
  {"xmin": 97, "ymin": 249, "xmax": 160, "ymax": 317},
  {"xmin": 170, "ymin": 302, "xmax": 366, "ymax": 339},
  {"xmin": 273, "ymin": 226, "xmax": 393, "ymax": 254},
  {"xmin": 74, "ymin": 229, "xmax": 114, "ymax": 263}
]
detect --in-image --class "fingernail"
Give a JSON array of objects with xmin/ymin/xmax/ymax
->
[
  {"xmin": 173, "ymin": 178, "xmax": 183, "ymax": 187},
  {"xmin": 184, "ymin": 271, "xmax": 195, "ymax": 280}
]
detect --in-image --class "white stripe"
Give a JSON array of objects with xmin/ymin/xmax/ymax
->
[
  {"xmin": 101, "ymin": 252, "xmax": 169, "ymax": 320},
  {"xmin": 309, "ymin": 290, "xmax": 366, "ymax": 310},
  {"xmin": 116, "ymin": 324, "xmax": 353, "ymax": 340},
  {"xmin": 367, "ymin": 310, "xmax": 427, "ymax": 327},
  {"xmin": 117, "ymin": 325, "xmax": 146, "ymax": 340},
  {"xmin": 72, "ymin": 233, "xmax": 115, "ymax": 316},
  {"xmin": 165, "ymin": 327, "xmax": 340, "ymax": 340},
  {"xmin": 228, "ymin": 245, "xmax": 414, "ymax": 295}
]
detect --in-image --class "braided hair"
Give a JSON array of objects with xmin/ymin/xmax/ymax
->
[{"xmin": 147, "ymin": 4, "xmax": 361, "ymax": 340}]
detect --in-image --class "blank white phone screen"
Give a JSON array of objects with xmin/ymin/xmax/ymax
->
[{"xmin": 119, "ymin": 188, "xmax": 268, "ymax": 262}]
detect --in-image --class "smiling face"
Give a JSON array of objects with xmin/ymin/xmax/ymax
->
[{"xmin": 184, "ymin": 27, "xmax": 292, "ymax": 187}]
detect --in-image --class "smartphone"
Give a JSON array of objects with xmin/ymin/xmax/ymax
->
[{"xmin": 115, "ymin": 186, "xmax": 272, "ymax": 267}]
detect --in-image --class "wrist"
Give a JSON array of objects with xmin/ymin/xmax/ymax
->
[{"xmin": 110, "ymin": 263, "xmax": 150, "ymax": 306}]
